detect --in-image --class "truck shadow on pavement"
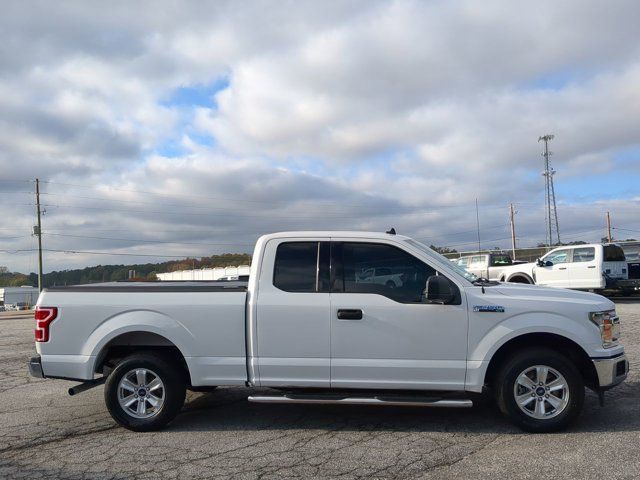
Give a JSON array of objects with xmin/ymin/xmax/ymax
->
[{"xmin": 170, "ymin": 380, "xmax": 640, "ymax": 435}]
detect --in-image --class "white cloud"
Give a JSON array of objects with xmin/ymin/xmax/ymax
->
[{"xmin": 1, "ymin": 0, "xmax": 639, "ymax": 273}]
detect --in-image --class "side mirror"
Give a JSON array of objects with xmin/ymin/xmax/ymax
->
[
  {"xmin": 536, "ymin": 258, "xmax": 544, "ymax": 267},
  {"xmin": 423, "ymin": 275, "xmax": 456, "ymax": 305},
  {"xmin": 537, "ymin": 258, "xmax": 553, "ymax": 267}
]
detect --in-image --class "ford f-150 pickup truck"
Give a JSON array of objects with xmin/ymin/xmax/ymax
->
[{"xmin": 29, "ymin": 231, "xmax": 629, "ymax": 433}]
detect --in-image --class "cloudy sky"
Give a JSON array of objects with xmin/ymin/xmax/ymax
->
[{"xmin": 1, "ymin": 0, "xmax": 639, "ymax": 273}]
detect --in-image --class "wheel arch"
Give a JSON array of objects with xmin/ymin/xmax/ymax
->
[
  {"xmin": 85, "ymin": 310, "xmax": 194, "ymax": 384},
  {"xmin": 94, "ymin": 331, "xmax": 189, "ymax": 379},
  {"xmin": 483, "ymin": 332, "xmax": 598, "ymax": 390},
  {"xmin": 506, "ymin": 273, "xmax": 534, "ymax": 284}
]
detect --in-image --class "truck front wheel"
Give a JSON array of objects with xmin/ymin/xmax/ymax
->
[
  {"xmin": 104, "ymin": 352, "xmax": 186, "ymax": 432},
  {"xmin": 495, "ymin": 348, "xmax": 584, "ymax": 432}
]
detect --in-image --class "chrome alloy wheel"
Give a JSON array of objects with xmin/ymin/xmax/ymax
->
[
  {"xmin": 513, "ymin": 365, "xmax": 570, "ymax": 419},
  {"xmin": 117, "ymin": 368, "xmax": 165, "ymax": 419}
]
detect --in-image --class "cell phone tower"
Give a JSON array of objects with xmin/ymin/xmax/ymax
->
[{"xmin": 539, "ymin": 134, "xmax": 561, "ymax": 246}]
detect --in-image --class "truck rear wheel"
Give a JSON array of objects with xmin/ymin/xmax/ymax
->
[
  {"xmin": 104, "ymin": 352, "xmax": 186, "ymax": 432},
  {"xmin": 495, "ymin": 348, "xmax": 584, "ymax": 432}
]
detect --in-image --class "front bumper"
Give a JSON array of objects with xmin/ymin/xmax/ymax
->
[
  {"xmin": 592, "ymin": 353, "xmax": 628, "ymax": 388},
  {"xmin": 28, "ymin": 356, "xmax": 44, "ymax": 378}
]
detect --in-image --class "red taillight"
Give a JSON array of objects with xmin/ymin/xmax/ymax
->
[{"xmin": 35, "ymin": 307, "xmax": 58, "ymax": 342}]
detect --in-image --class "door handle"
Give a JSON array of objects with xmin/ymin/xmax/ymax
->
[
  {"xmin": 337, "ymin": 309, "xmax": 363, "ymax": 320},
  {"xmin": 587, "ymin": 266, "xmax": 596, "ymax": 269},
  {"xmin": 559, "ymin": 267, "xmax": 567, "ymax": 270}
]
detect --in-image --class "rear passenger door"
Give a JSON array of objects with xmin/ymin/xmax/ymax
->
[
  {"xmin": 467, "ymin": 255, "xmax": 487, "ymax": 278},
  {"xmin": 567, "ymin": 247, "xmax": 598, "ymax": 289},
  {"xmin": 329, "ymin": 241, "xmax": 468, "ymax": 391},
  {"xmin": 255, "ymin": 240, "xmax": 331, "ymax": 387}
]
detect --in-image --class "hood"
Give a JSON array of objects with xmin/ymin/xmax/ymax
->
[{"xmin": 491, "ymin": 282, "xmax": 614, "ymax": 309}]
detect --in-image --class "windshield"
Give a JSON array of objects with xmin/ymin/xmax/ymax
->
[{"xmin": 404, "ymin": 239, "xmax": 478, "ymax": 283}]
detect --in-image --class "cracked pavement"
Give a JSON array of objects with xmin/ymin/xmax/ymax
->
[{"xmin": 0, "ymin": 300, "xmax": 638, "ymax": 479}]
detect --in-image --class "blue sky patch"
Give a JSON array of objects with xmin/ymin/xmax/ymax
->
[{"xmin": 161, "ymin": 76, "xmax": 230, "ymax": 108}]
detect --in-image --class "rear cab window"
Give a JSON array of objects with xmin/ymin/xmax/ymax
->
[
  {"xmin": 273, "ymin": 242, "xmax": 329, "ymax": 292},
  {"xmin": 490, "ymin": 254, "xmax": 512, "ymax": 266},
  {"xmin": 603, "ymin": 245, "xmax": 626, "ymax": 262}
]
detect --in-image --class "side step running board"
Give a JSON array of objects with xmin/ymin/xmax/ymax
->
[{"xmin": 248, "ymin": 395, "xmax": 473, "ymax": 408}]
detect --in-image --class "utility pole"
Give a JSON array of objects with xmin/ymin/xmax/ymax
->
[
  {"xmin": 509, "ymin": 203, "xmax": 517, "ymax": 260},
  {"xmin": 35, "ymin": 178, "xmax": 44, "ymax": 292},
  {"xmin": 606, "ymin": 211, "xmax": 612, "ymax": 243},
  {"xmin": 539, "ymin": 134, "xmax": 561, "ymax": 246},
  {"xmin": 475, "ymin": 198, "xmax": 481, "ymax": 253}
]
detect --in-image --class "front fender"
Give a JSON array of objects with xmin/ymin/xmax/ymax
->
[
  {"xmin": 464, "ymin": 311, "xmax": 597, "ymax": 392},
  {"xmin": 470, "ymin": 311, "xmax": 595, "ymax": 362}
]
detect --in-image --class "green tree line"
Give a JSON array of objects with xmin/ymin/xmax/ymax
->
[{"xmin": 0, "ymin": 253, "xmax": 252, "ymax": 287}]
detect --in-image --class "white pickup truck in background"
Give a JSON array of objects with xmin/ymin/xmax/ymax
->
[
  {"xmin": 29, "ymin": 231, "xmax": 628, "ymax": 433},
  {"xmin": 498, "ymin": 243, "xmax": 631, "ymax": 291},
  {"xmin": 453, "ymin": 252, "xmax": 525, "ymax": 281}
]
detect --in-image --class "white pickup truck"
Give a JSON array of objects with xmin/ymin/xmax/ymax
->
[
  {"xmin": 453, "ymin": 252, "xmax": 524, "ymax": 281},
  {"xmin": 29, "ymin": 231, "xmax": 628, "ymax": 433},
  {"xmin": 498, "ymin": 243, "xmax": 630, "ymax": 291}
]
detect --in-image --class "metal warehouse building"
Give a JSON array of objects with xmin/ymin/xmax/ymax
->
[{"xmin": 0, "ymin": 286, "xmax": 39, "ymax": 308}]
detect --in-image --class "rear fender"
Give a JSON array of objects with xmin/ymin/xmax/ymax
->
[{"xmin": 84, "ymin": 309, "xmax": 193, "ymax": 373}]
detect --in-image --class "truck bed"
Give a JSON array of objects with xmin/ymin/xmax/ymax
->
[{"xmin": 36, "ymin": 281, "xmax": 249, "ymax": 385}]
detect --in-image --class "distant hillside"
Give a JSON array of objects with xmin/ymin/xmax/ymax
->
[{"xmin": 0, "ymin": 253, "xmax": 252, "ymax": 287}]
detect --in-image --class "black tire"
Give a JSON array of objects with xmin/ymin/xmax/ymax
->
[
  {"xmin": 385, "ymin": 280, "xmax": 396, "ymax": 289},
  {"xmin": 189, "ymin": 386, "xmax": 218, "ymax": 393},
  {"xmin": 495, "ymin": 348, "xmax": 584, "ymax": 433},
  {"xmin": 104, "ymin": 352, "xmax": 186, "ymax": 432}
]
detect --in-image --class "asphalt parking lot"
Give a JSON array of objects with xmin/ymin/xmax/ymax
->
[{"xmin": 0, "ymin": 302, "xmax": 638, "ymax": 480}]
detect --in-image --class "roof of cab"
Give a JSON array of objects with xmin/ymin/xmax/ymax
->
[{"xmin": 257, "ymin": 231, "xmax": 412, "ymax": 242}]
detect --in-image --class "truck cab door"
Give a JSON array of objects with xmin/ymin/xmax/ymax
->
[
  {"xmin": 254, "ymin": 239, "xmax": 331, "ymax": 387},
  {"xmin": 535, "ymin": 248, "xmax": 570, "ymax": 288},
  {"xmin": 567, "ymin": 247, "xmax": 599, "ymax": 289},
  {"xmin": 329, "ymin": 240, "xmax": 468, "ymax": 391}
]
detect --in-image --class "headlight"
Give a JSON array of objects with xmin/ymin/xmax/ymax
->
[{"xmin": 589, "ymin": 309, "xmax": 620, "ymax": 348}]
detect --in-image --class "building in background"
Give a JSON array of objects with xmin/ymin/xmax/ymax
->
[
  {"xmin": 0, "ymin": 286, "xmax": 39, "ymax": 308},
  {"xmin": 157, "ymin": 265, "xmax": 251, "ymax": 281}
]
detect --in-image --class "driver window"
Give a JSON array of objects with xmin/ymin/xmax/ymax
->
[
  {"xmin": 334, "ymin": 242, "xmax": 437, "ymax": 303},
  {"xmin": 544, "ymin": 249, "xmax": 569, "ymax": 265}
]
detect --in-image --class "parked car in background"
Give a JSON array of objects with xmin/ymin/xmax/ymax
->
[
  {"xmin": 356, "ymin": 266, "xmax": 404, "ymax": 288},
  {"xmin": 498, "ymin": 244, "xmax": 630, "ymax": 291},
  {"xmin": 15, "ymin": 302, "xmax": 31, "ymax": 311},
  {"xmin": 454, "ymin": 252, "xmax": 523, "ymax": 281},
  {"xmin": 30, "ymin": 231, "xmax": 628, "ymax": 434}
]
